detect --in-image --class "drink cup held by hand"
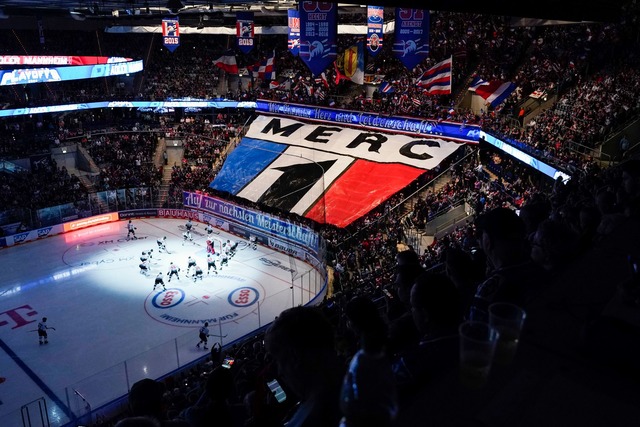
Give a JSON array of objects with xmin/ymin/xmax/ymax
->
[
  {"xmin": 459, "ymin": 321, "xmax": 499, "ymax": 388},
  {"xmin": 489, "ymin": 303, "xmax": 526, "ymax": 365}
]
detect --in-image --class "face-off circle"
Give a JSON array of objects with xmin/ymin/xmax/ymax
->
[{"xmin": 144, "ymin": 274, "xmax": 264, "ymax": 327}]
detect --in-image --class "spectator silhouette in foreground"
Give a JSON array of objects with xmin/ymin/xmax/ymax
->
[
  {"xmin": 264, "ymin": 306, "xmax": 343, "ymax": 427},
  {"xmin": 124, "ymin": 378, "xmax": 189, "ymax": 427},
  {"xmin": 339, "ymin": 296, "xmax": 398, "ymax": 427},
  {"xmin": 392, "ymin": 273, "xmax": 461, "ymax": 394},
  {"xmin": 180, "ymin": 365, "xmax": 242, "ymax": 427},
  {"xmin": 469, "ymin": 207, "xmax": 543, "ymax": 322}
]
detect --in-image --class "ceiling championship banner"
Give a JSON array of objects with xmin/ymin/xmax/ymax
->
[
  {"xmin": 162, "ymin": 17, "xmax": 180, "ymax": 52},
  {"xmin": 288, "ymin": 9, "xmax": 301, "ymax": 56},
  {"xmin": 367, "ymin": 6, "xmax": 384, "ymax": 56},
  {"xmin": 236, "ymin": 12, "xmax": 255, "ymax": 54},
  {"xmin": 210, "ymin": 115, "xmax": 463, "ymax": 227},
  {"xmin": 299, "ymin": 1, "xmax": 337, "ymax": 77},
  {"xmin": 393, "ymin": 8, "xmax": 429, "ymax": 71}
]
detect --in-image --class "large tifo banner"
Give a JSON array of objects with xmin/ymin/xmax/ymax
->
[{"xmin": 210, "ymin": 115, "xmax": 463, "ymax": 227}]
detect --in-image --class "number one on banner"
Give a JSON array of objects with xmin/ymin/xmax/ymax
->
[{"xmin": 257, "ymin": 159, "xmax": 336, "ymax": 211}]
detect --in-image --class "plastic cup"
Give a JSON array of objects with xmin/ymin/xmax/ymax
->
[
  {"xmin": 459, "ymin": 321, "xmax": 499, "ymax": 388},
  {"xmin": 489, "ymin": 303, "xmax": 526, "ymax": 365}
]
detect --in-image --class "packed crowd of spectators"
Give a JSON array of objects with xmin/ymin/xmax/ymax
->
[
  {"xmin": 165, "ymin": 112, "xmax": 247, "ymax": 205},
  {"xmin": 0, "ymin": 156, "xmax": 87, "ymax": 232},
  {"xmin": 84, "ymin": 131, "xmax": 162, "ymax": 191}
]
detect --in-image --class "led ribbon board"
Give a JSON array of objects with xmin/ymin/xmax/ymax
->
[
  {"xmin": 0, "ymin": 60, "xmax": 144, "ymax": 86},
  {"xmin": 0, "ymin": 56, "xmax": 133, "ymax": 66}
]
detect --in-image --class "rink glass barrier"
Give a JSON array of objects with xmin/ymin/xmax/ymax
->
[
  {"xmin": 0, "ymin": 186, "xmax": 159, "ymax": 240},
  {"xmin": 0, "ymin": 199, "xmax": 327, "ymax": 427}
]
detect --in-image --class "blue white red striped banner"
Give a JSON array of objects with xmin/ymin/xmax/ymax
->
[{"xmin": 416, "ymin": 57, "xmax": 452, "ymax": 95}]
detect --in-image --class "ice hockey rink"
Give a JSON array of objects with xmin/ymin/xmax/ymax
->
[{"xmin": 0, "ymin": 218, "xmax": 326, "ymax": 427}]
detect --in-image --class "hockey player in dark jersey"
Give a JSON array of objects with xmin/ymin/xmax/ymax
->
[
  {"xmin": 154, "ymin": 272, "xmax": 166, "ymax": 291},
  {"xmin": 139, "ymin": 260, "xmax": 150, "ymax": 276}
]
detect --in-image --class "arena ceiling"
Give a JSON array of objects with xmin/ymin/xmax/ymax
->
[{"xmin": 0, "ymin": 0, "xmax": 631, "ymax": 27}]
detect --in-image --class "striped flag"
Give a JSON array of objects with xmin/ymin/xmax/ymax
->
[
  {"xmin": 415, "ymin": 56, "xmax": 452, "ymax": 94},
  {"xmin": 379, "ymin": 81, "xmax": 394, "ymax": 93},
  {"xmin": 468, "ymin": 76, "xmax": 489, "ymax": 91},
  {"xmin": 475, "ymin": 81, "xmax": 517, "ymax": 107},
  {"xmin": 212, "ymin": 50, "xmax": 238, "ymax": 74}
]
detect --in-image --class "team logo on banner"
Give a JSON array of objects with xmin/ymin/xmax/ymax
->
[
  {"xmin": 236, "ymin": 12, "xmax": 254, "ymax": 54},
  {"xmin": 162, "ymin": 18, "xmax": 180, "ymax": 52},
  {"xmin": 299, "ymin": 1, "xmax": 337, "ymax": 77},
  {"xmin": 367, "ymin": 6, "xmax": 384, "ymax": 56},
  {"xmin": 288, "ymin": 9, "xmax": 300, "ymax": 56},
  {"xmin": 210, "ymin": 115, "xmax": 463, "ymax": 227},
  {"xmin": 393, "ymin": 8, "xmax": 429, "ymax": 71}
]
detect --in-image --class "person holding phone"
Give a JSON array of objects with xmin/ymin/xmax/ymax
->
[
  {"xmin": 180, "ymin": 366, "xmax": 236, "ymax": 427},
  {"xmin": 264, "ymin": 306, "xmax": 343, "ymax": 427}
]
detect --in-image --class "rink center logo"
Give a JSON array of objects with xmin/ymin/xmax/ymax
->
[
  {"xmin": 228, "ymin": 287, "xmax": 259, "ymax": 307},
  {"xmin": 152, "ymin": 289, "xmax": 185, "ymax": 309},
  {"xmin": 145, "ymin": 275, "xmax": 259, "ymax": 327}
]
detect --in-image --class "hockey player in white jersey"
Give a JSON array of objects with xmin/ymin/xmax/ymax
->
[
  {"xmin": 182, "ymin": 230, "xmax": 194, "ymax": 246},
  {"xmin": 207, "ymin": 253, "xmax": 218, "ymax": 274},
  {"xmin": 167, "ymin": 262, "xmax": 180, "ymax": 282},
  {"xmin": 157, "ymin": 236, "xmax": 168, "ymax": 253},
  {"xmin": 192, "ymin": 264, "xmax": 203, "ymax": 282},
  {"xmin": 220, "ymin": 251, "xmax": 229, "ymax": 270},
  {"xmin": 126, "ymin": 220, "xmax": 137, "ymax": 240},
  {"xmin": 186, "ymin": 256, "xmax": 196, "ymax": 274}
]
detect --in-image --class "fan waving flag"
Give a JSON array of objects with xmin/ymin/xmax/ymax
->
[
  {"xmin": 468, "ymin": 76, "xmax": 489, "ymax": 91},
  {"xmin": 213, "ymin": 50, "xmax": 238, "ymax": 74},
  {"xmin": 416, "ymin": 57, "xmax": 452, "ymax": 94},
  {"xmin": 379, "ymin": 81, "xmax": 394, "ymax": 93},
  {"xmin": 335, "ymin": 41, "xmax": 364, "ymax": 85},
  {"xmin": 475, "ymin": 81, "xmax": 517, "ymax": 107},
  {"xmin": 248, "ymin": 51, "xmax": 276, "ymax": 80}
]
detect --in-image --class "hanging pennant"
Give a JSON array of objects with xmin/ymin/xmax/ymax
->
[
  {"xmin": 367, "ymin": 6, "xmax": 384, "ymax": 57},
  {"xmin": 392, "ymin": 8, "xmax": 429, "ymax": 71},
  {"xmin": 162, "ymin": 17, "xmax": 180, "ymax": 52},
  {"xmin": 299, "ymin": 1, "xmax": 337, "ymax": 77},
  {"xmin": 236, "ymin": 12, "xmax": 255, "ymax": 54}
]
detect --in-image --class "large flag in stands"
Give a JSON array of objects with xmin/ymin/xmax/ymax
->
[
  {"xmin": 248, "ymin": 51, "xmax": 276, "ymax": 80},
  {"xmin": 474, "ymin": 81, "xmax": 517, "ymax": 107},
  {"xmin": 416, "ymin": 57, "xmax": 452, "ymax": 94},
  {"xmin": 212, "ymin": 50, "xmax": 238, "ymax": 74},
  {"xmin": 210, "ymin": 115, "xmax": 462, "ymax": 227},
  {"xmin": 335, "ymin": 41, "xmax": 364, "ymax": 85}
]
